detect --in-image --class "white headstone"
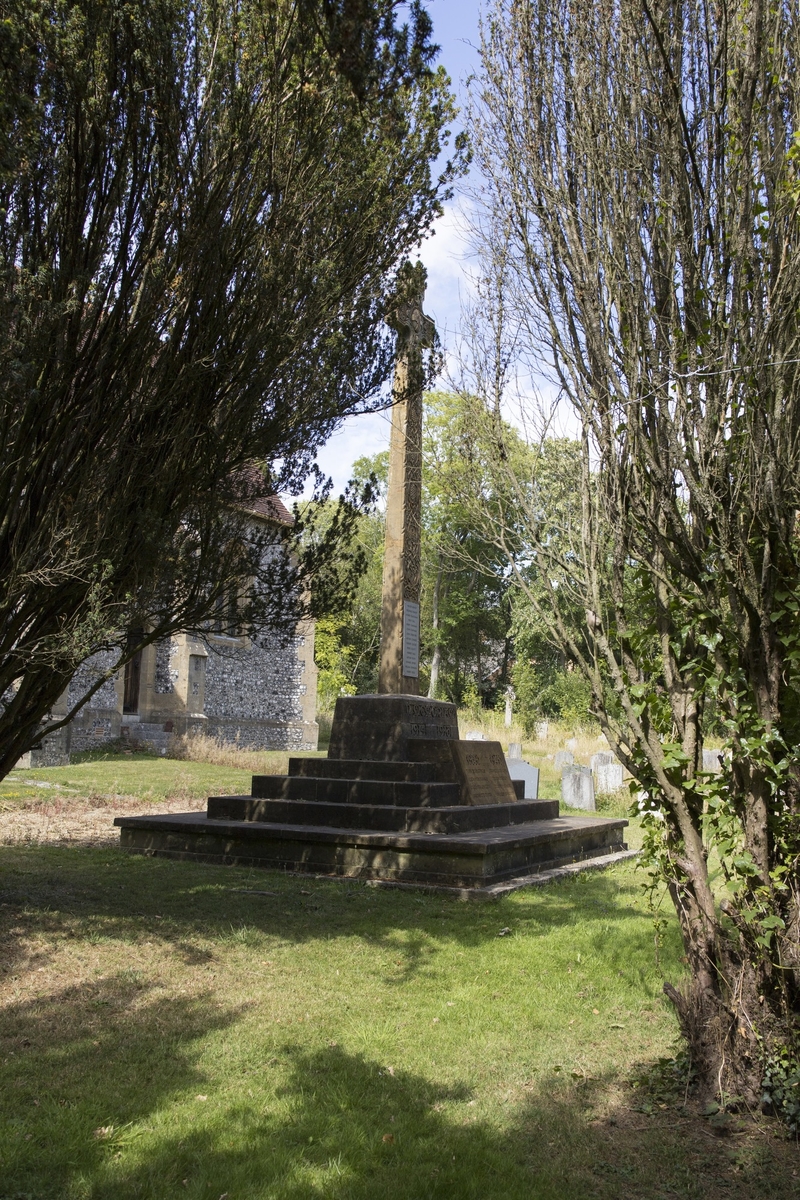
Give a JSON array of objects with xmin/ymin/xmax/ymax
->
[
  {"xmin": 535, "ymin": 721, "xmax": 549, "ymax": 741},
  {"xmin": 505, "ymin": 756, "xmax": 540, "ymax": 799},
  {"xmin": 507, "ymin": 742, "xmax": 523, "ymax": 760},
  {"xmin": 465, "ymin": 731, "xmax": 487, "ymax": 741},
  {"xmin": 591, "ymin": 751, "xmax": 615, "ymax": 771},
  {"xmin": 595, "ymin": 762, "xmax": 624, "ymax": 793},
  {"xmin": 566, "ymin": 737, "xmax": 578, "ymax": 752},
  {"xmin": 562, "ymin": 764, "xmax": 595, "ymax": 811},
  {"xmin": 702, "ymin": 748, "xmax": 723, "ymax": 773},
  {"xmin": 554, "ymin": 749, "xmax": 575, "ymax": 769}
]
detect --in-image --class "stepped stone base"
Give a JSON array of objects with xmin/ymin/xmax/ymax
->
[{"xmin": 115, "ymin": 694, "xmax": 629, "ymax": 891}]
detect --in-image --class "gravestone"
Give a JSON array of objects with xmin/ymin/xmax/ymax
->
[
  {"xmin": 535, "ymin": 721, "xmax": 549, "ymax": 740},
  {"xmin": 554, "ymin": 749, "xmax": 575, "ymax": 769},
  {"xmin": 702, "ymin": 748, "xmax": 723, "ymax": 773},
  {"xmin": 595, "ymin": 762, "xmax": 624, "ymax": 793},
  {"xmin": 591, "ymin": 751, "xmax": 615, "ymax": 772},
  {"xmin": 507, "ymin": 742, "xmax": 523, "ymax": 760},
  {"xmin": 562, "ymin": 764, "xmax": 595, "ymax": 811},
  {"xmin": 566, "ymin": 737, "xmax": 578, "ymax": 752},
  {"xmin": 505, "ymin": 756, "xmax": 540, "ymax": 800},
  {"xmin": 504, "ymin": 687, "xmax": 515, "ymax": 727},
  {"xmin": 465, "ymin": 730, "xmax": 487, "ymax": 741}
]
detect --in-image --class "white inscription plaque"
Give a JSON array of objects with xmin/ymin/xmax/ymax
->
[{"xmin": 402, "ymin": 600, "xmax": 420, "ymax": 678}]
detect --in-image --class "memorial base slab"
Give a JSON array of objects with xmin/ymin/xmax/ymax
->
[{"xmin": 115, "ymin": 695, "xmax": 630, "ymax": 891}]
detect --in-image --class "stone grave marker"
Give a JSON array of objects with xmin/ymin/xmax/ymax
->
[
  {"xmin": 554, "ymin": 749, "xmax": 575, "ymax": 769},
  {"xmin": 591, "ymin": 751, "xmax": 615, "ymax": 772},
  {"xmin": 507, "ymin": 742, "xmax": 523, "ymax": 760},
  {"xmin": 535, "ymin": 721, "xmax": 549, "ymax": 740},
  {"xmin": 562, "ymin": 764, "xmax": 595, "ymax": 811},
  {"xmin": 595, "ymin": 762, "xmax": 624, "ymax": 793},
  {"xmin": 465, "ymin": 730, "xmax": 487, "ymax": 741},
  {"xmin": 505, "ymin": 755, "xmax": 540, "ymax": 799},
  {"xmin": 566, "ymin": 737, "xmax": 578, "ymax": 752},
  {"xmin": 702, "ymin": 748, "xmax": 723, "ymax": 773}
]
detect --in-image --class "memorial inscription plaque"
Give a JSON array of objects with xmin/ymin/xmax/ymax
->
[
  {"xmin": 452, "ymin": 741, "xmax": 518, "ymax": 806},
  {"xmin": 407, "ymin": 737, "xmax": 518, "ymax": 806}
]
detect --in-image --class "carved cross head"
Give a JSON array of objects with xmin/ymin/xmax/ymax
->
[{"xmin": 388, "ymin": 261, "xmax": 436, "ymax": 353}]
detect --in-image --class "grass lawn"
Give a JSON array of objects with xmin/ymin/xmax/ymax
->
[
  {"xmin": 0, "ymin": 753, "xmax": 293, "ymax": 810},
  {"xmin": 2, "ymin": 840, "xmax": 797, "ymax": 1199}
]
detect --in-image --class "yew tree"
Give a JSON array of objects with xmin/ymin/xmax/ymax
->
[
  {"xmin": 469, "ymin": 0, "xmax": 800, "ymax": 1109},
  {"xmin": 0, "ymin": 0, "xmax": 459, "ymax": 776}
]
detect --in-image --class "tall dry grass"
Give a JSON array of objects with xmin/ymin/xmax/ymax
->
[{"xmin": 167, "ymin": 731, "xmax": 291, "ymax": 775}]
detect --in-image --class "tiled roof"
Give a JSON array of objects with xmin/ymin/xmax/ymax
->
[
  {"xmin": 232, "ymin": 465, "xmax": 294, "ymax": 526},
  {"xmin": 242, "ymin": 492, "xmax": 294, "ymax": 525}
]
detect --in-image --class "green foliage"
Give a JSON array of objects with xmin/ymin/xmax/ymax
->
[
  {"xmin": 313, "ymin": 615, "xmax": 357, "ymax": 709},
  {"xmin": 761, "ymin": 1045, "xmax": 800, "ymax": 1134},
  {"xmin": 315, "ymin": 393, "xmax": 516, "ymax": 708},
  {"xmin": 0, "ymin": 0, "xmax": 459, "ymax": 775},
  {"xmin": 471, "ymin": 0, "xmax": 800, "ymax": 1105}
]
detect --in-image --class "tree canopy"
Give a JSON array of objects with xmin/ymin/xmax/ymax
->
[
  {"xmin": 467, "ymin": 0, "xmax": 800, "ymax": 1108},
  {"xmin": 0, "ymin": 0, "xmax": 460, "ymax": 776}
]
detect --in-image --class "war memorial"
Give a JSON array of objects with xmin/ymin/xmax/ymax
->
[{"xmin": 115, "ymin": 268, "xmax": 631, "ymax": 894}]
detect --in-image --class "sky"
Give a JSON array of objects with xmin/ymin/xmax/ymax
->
[{"xmin": 306, "ymin": 0, "xmax": 485, "ymax": 497}]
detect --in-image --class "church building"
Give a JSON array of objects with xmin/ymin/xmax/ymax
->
[{"xmin": 19, "ymin": 494, "xmax": 318, "ymax": 765}]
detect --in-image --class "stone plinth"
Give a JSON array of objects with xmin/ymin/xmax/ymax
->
[
  {"xmin": 327, "ymin": 694, "xmax": 457, "ymax": 762},
  {"xmin": 115, "ymin": 691, "xmax": 633, "ymax": 892}
]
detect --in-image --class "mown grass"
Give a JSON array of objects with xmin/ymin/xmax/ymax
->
[
  {"xmin": 0, "ymin": 754, "xmax": 279, "ymax": 811},
  {"xmin": 1, "ymin": 844, "xmax": 797, "ymax": 1200}
]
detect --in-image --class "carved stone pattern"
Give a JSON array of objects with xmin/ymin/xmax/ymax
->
[{"xmin": 402, "ymin": 351, "xmax": 423, "ymax": 602}]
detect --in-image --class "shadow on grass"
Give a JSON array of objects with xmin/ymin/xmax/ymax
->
[
  {"xmin": 1, "ymin": 848, "xmax": 792, "ymax": 1199},
  {"xmin": 1, "ymin": 1020, "xmax": 788, "ymax": 1200},
  {"xmin": 0, "ymin": 843, "xmax": 681, "ymax": 988},
  {"xmin": 0, "ymin": 970, "xmax": 245, "ymax": 1198}
]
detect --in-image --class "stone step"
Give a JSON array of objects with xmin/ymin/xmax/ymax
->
[
  {"xmin": 206, "ymin": 795, "xmax": 558, "ymax": 833},
  {"xmin": 284, "ymin": 760, "xmax": 524, "ymax": 800},
  {"xmin": 126, "ymin": 722, "xmax": 170, "ymax": 754},
  {"xmin": 114, "ymin": 812, "xmax": 629, "ymax": 889},
  {"xmin": 250, "ymin": 774, "xmax": 464, "ymax": 807},
  {"xmin": 287, "ymin": 758, "xmax": 453, "ymax": 783}
]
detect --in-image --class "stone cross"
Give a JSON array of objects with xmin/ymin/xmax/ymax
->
[{"xmin": 378, "ymin": 263, "xmax": 436, "ymax": 694}]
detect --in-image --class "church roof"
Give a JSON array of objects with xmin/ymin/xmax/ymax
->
[
  {"xmin": 232, "ymin": 465, "xmax": 294, "ymax": 526},
  {"xmin": 242, "ymin": 492, "xmax": 293, "ymax": 525}
]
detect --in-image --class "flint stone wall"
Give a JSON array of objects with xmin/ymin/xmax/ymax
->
[{"xmin": 202, "ymin": 632, "xmax": 313, "ymax": 750}]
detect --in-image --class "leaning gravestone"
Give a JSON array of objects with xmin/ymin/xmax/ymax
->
[
  {"xmin": 702, "ymin": 748, "xmax": 723, "ymax": 773},
  {"xmin": 554, "ymin": 749, "xmax": 575, "ymax": 769},
  {"xmin": 595, "ymin": 762, "xmax": 624, "ymax": 793},
  {"xmin": 562, "ymin": 764, "xmax": 595, "ymax": 811},
  {"xmin": 505, "ymin": 755, "xmax": 540, "ymax": 799}
]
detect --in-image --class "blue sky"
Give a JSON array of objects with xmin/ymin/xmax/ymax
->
[{"xmin": 308, "ymin": 0, "xmax": 485, "ymax": 496}]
